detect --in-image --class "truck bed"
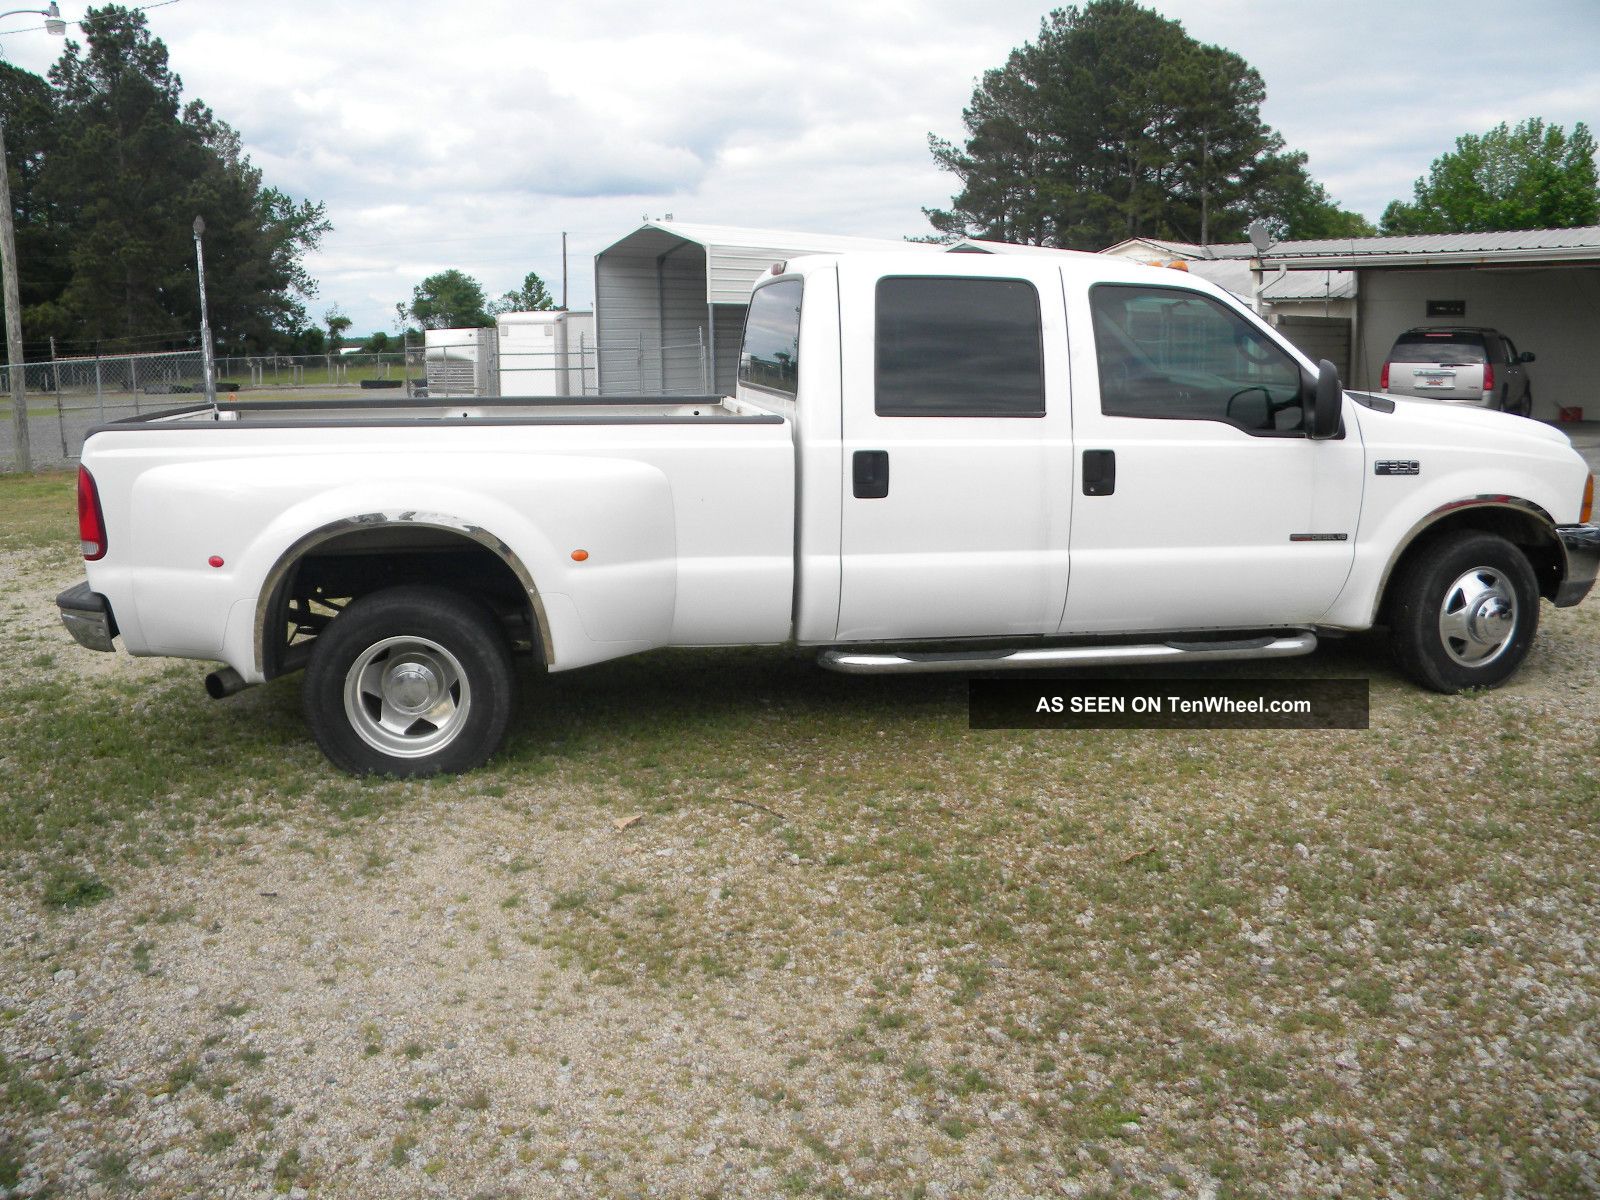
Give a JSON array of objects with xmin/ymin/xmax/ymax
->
[{"xmin": 119, "ymin": 393, "xmax": 775, "ymax": 429}]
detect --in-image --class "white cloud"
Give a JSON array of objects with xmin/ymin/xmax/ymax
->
[{"xmin": 16, "ymin": 0, "xmax": 1597, "ymax": 331}]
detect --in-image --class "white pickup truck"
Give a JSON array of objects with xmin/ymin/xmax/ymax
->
[{"xmin": 59, "ymin": 252, "xmax": 1598, "ymax": 774}]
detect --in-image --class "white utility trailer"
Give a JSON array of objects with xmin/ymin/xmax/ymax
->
[{"xmin": 497, "ymin": 310, "xmax": 596, "ymax": 398}]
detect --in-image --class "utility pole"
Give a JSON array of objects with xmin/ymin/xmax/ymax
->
[
  {"xmin": 192, "ymin": 216, "xmax": 217, "ymax": 412},
  {"xmin": 0, "ymin": 4, "xmax": 68, "ymax": 471},
  {"xmin": 561, "ymin": 231, "xmax": 568, "ymax": 311},
  {"xmin": 0, "ymin": 121, "xmax": 31, "ymax": 472}
]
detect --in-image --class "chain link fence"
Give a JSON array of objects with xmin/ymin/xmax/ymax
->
[
  {"xmin": 2, "ymin": 329, "xmax": 710, "ymax": 470},
  {"xmin": 0, "ymin": 349, "xmax": 417, "ymax": 469}
]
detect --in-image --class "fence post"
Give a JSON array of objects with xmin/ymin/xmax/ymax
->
[
  {"xmin": 131, "ymin": 355, "xmax": 140, "ymax": 415},
  {"xmin": 94, "ymin": 355, "xmax": 104, "ymax": 422},
  {"xmin": 49, "ymin": 337, "xmax": 66, "ymax": 458}
]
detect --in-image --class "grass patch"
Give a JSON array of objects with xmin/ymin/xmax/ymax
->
[
  {"xmin": 0, "ymin": 470, "xmax": 74, "ymax": 552},
  {"xmin": 40, "ymin": 865, "xmax": 110, "ymax": 909}
]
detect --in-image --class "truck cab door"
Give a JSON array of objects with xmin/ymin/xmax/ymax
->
[
  {"xmin": 1060, "ymin": 279, "xmax": 1361, "ymax": 634},
  {"xmin": 833, "ymin": 262, "xmax": 1073, "ymax": 642}
]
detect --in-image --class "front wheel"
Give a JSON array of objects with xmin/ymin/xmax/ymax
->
[
  {"xmin": 1388, "ymin": 532, "xmax": 1538, "ymax": 693},
  {"xmin": 304, "ymin": 585, "xmax": 516, "ymax": 776}
]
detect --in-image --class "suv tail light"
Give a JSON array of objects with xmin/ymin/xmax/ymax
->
[
  {"xmin": 77, "ymin": 466, "xmax": 107, "ymax": 561},
  {"xmin": 1482, "ymin": 361, "xmax": 1495, "ymax": 394},
  {"xmin": 1380, "ymin": 362, "xmax": 1390, "ymax": 390}
]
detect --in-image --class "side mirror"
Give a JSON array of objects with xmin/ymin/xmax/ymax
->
[
  {"xmin": 1305, "ymin": 358, "xmax": 1342, "ymax": 440},
  {"xmin": 1520, "ymin": 351, "xmax": 1536, "ymax": 363}
]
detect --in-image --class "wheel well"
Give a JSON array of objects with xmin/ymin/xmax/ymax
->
[
  {"xmin": 1380, "ymin": 505, "xmax": 1564, "ymax": 621},
  {"xmin": 260, "ymin": 523, "xmax": 545, "ymax": 679}
]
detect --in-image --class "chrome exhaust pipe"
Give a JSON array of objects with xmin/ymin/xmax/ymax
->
[{"xmin": 204, "ymin": 667, "xmax": 252, "ymax": 699}]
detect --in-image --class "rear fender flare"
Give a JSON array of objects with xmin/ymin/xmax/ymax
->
[{"xmin": 253, "ymin": 512, "xmax": 554, "ymax": 676}]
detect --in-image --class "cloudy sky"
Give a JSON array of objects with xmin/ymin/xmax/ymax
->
[{"xmin": 3, "ymin": 0, "xmax": 1597, "ymax": 334}]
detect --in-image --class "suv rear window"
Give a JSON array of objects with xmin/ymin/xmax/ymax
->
[{"xmin": 1390, "ymin": 332, "xmax": 1486, "ymax": 364}]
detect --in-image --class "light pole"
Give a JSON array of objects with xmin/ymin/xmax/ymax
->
[
  {"xmin": 1, "ymin": 2, "xmax": 68, "ymax": 473},
  {"xmin": 192, "ymin": 216, "xmax": 217, "ymax": 412}
]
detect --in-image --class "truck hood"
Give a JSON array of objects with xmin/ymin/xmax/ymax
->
[{"xmin": 1349, "ymin": 390, "xmax": 1574, "ymax": 452}]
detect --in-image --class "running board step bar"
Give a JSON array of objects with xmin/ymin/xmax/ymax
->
[{"xmin": 817, "ymin": 631, "xmax": 1317, "ymax": 675}]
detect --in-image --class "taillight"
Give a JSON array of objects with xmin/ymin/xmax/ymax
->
[
  {"xmin": 77, "ymin": 466, "xmax": 107, "ymax": 561},
  {"xmin": 1380, "ymin": 362, "xmax": 1390, "ymax": 391},
  {"xmin": 1582, "ymin": 474, "xmax": 1594, "ymax": 524},
  {"xmin": 1482, "ymin": 361, "xmax": 1495, "ymax": 394}
]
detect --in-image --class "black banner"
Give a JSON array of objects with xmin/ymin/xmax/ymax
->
[{"xmin": 970, "ymin": 678, "xmax": 1370, "ymax": 730}]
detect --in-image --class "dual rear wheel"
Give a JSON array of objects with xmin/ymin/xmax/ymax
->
[{"xmin": 303, "ymin": 585, "xmax": 515, "ymax": 776}]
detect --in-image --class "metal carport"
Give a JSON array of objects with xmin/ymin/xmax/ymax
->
[{"xmin": 592, "ymin": 221, "xmax": 941, "ymax": 396}]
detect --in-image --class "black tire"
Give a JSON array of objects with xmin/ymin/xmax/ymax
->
[
  {"xmin": 303, "ymin": 585, "xmax": 515, "ymax": 776},
  {"xmin": 1516, "ymin": 384, "xmax": 1533, "ymax": 418},
  {"xmin": 1388, "ymin": 532, "xmax": 1539, "ymax": 693}
]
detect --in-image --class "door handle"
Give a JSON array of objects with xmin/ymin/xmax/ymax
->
[
  {"xmin": 853, "ymin": 450, "xmax": 890, "ymax": 499},
  {"xmin": 1082, "ymin": 449, "xmax": 1115, "ymax": 496}
]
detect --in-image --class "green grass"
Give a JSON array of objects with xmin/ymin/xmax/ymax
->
[{"xmin": 0, "ymin": 470, "xmax": 75, "ymax": 552}]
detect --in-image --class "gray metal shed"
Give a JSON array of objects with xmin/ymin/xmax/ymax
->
[{"xmin": 592, "ymin": 221, "xmax": 941, "ymax": 395}]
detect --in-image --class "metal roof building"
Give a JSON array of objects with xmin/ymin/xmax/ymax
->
[
  {"xmin": 1252, "ymin": 225, "xmax": 1600, "ymax": 268},
  {"xmin": 1254, "ymin": 226, "xmax": 1600, "ymax": 416},
  {"xmin": 593, "ymin": 221, "xmax": 944, "ymax": 394}
]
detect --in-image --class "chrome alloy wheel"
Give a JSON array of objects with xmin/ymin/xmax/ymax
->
[
  {"xmin": 1437, "ymin": 566, "xmax": 1519, "ymax": 668},
  {"xmin": 342, "ymin": 635, "xmax": 472, "ymax": 758}
]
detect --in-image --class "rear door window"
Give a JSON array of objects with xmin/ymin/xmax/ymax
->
[{"xmin": 874, "ymin": 276, "xmax": 1045, "ymax": 417}]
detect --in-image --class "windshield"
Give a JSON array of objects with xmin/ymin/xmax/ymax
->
[{"xmin": 739, "ymin": 279, "xmax": 803, "ymax": 397}]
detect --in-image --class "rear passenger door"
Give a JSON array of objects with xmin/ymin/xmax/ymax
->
[
  {"xmin": 834, "ymin": 263, "xmax": 1073, "ymax": 641},
  {"xmin": 1060, "ymin": 280, "xmax": 1361, "ymax": 634}
]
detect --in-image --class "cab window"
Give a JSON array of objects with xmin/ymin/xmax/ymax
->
[
  {"xmin": 875, "ymin": 276, "xmax": 1045, "ymax": 417},
  {"xmin": 739, "ymin": 280, "xmax": 803, "ymax": 397},
  {"xmin": 1089, "ymin": 284, "xmax": 1304, "ymax": 435}
]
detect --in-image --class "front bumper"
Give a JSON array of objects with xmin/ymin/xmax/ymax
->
[
  {"xmin": 1554, "ymin": 524, "xmax": 1600, "ymax": 607},
  {"xmin": 56, "ymin": 581, "xmax": 118, "ymax": 652}
]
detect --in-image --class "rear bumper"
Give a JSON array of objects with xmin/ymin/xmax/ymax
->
[
  {"xmin": 1554, "ymin": 524, "xmax": 1600, "ymax": 607},
  {"xmin": 56, "ymin": 581, "xmax": 118, "ymax": 652}
]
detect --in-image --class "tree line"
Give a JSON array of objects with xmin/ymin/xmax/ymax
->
[
  {"xmin": 396, "ymin": 268, "xmax": 559, "ymax": 333},
  {"xmin": 927, "ymin": 1, "xmax": 1598, "ymax": 248},
  {"xmin": 0, "ymin": 5, "xmax": 328, "ymax": 360}
]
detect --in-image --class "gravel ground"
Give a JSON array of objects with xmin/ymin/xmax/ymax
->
[{"xmin": 2, "ymin": 533, "xmax": 1598, "ymax": 1198}]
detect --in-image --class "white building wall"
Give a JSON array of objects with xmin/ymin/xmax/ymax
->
[
  {"xmin": 594, "ymin": 240, "xmax": 711, "ymax": 395},
  {"xmin": 711, "ymin": 303, "xmax": 744, "ymax": 395},
  {"xmin": 1355, "ymin": 267, "xmax": 1600, "ymax": 419},
  {"xmin": 595, "ymin": 252, "xmax": 661, "ymax": 394},
  {"xmin": 658, "ymin": 245, "xmax": 710, "ymax": 393}
]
